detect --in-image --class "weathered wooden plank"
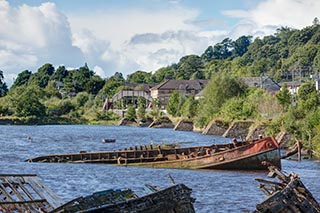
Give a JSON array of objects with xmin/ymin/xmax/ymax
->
[
  {"xmin": 24, "ymin": 176, "xmax": 64, "ymax": 209},
  {"xmin": 255, "ymin": 165, "xmax": 320, "ymax": 213}
]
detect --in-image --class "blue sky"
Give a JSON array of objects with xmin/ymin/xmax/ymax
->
[{"xmin": 1, "ymin": 0, "xmax": 320, "ymax": 85}]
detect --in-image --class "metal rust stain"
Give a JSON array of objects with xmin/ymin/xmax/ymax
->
[{"xmin": 0, "ymin": 174, "xmax": 64, "ymax": 213}]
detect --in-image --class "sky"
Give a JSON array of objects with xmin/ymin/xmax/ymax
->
[{"xmin": 1, "ymin": 0, "xmax": 320, "ymax": 85}]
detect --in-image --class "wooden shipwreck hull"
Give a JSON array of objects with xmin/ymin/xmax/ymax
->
[
  {"xmin": 254, "ymin": 164, "xmax": 320, "ymax": 213},
  {"xmin": 27, "ymin": 136, "xmax": 281, "ymax": 170},
  {"xmin": 0, "ymin": 174, "xmax": 64, "ymax": 213},
  {"xmin": 0, "ymin": 174, "xmax": 194, "ymax": 213},
  {"xmin": 52, "ymin": 184, "xmax": 195, "ymax": 213}
]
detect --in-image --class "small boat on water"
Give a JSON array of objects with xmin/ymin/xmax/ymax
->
[
  {"xmin": 254, "ymin": 162, "xmax": 320, "ymax": 212},
  {"xmin": 27, "ymin": 136, "xmax": 281, "ymax": 170},
  {"xmin": 102, "ymin": 138, "xmax": 116, "ymax": 143}
]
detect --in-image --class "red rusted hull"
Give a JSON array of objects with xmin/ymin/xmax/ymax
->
[{"xmin": 132, "ymin": 137, "xmax": 281, "ymax": 170}]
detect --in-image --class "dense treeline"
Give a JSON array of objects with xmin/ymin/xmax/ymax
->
[{"xmin": 1, "ymin": 21, "xmax": 320, "ymax": 156}]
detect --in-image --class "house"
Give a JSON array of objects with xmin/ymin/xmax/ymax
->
[
  {"xmin": 280, "ymin": 81, "xmax": 301, "ymax": 95},
  {"xmin": 103, "ymin": 83, "xmax": 156, "ymax": 110},
  {"xmin": 241, "ymin": 77, "xmax": 281, "ymax": 93},
  {"xmin": 150, "ymin": 79, "xmax": 208, "ymax": 109}
]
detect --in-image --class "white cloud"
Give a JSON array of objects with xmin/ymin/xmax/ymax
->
[
  {"xmin": 3, "ymin": 0, "xmax": 320, "ymax": 87},
  {"xmin": 224, "ymin": 0, "xmax": 320, "ymax": 38},
  {"xmin": 93, "ymin": 65, "xmax": 105, "ymax": 77},
  {"xmin": 68, "ymin": 6, "xmax": 226, "ymax": 75},
  {"xmin": 0, "ymin": 1, "xmax": 83, "ymax": 85}
]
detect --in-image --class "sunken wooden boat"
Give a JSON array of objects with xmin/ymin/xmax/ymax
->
[
  {"xmin": 27, "ymin": 136, "xmax": 281, "ymax": 170},
  {"xmin": 254, "ymin": 163, "xmax": 320, "ymax": 212},
  {"xmin": 0, "ymin": 174, "xmax": 64, "ymax": 212},
  {"xmin": 52, "ymin": 183, "xmax": 195, "ymax": 213}
]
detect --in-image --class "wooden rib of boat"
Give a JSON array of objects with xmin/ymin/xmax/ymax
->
[
  {"xmin": 51, "ymin": 183, "xmax": 195, "ymax": 213},
  {"xmin": 254, "ymin": 163, "xmax": 320, "ymax": 213},
  {"xmin": 0, "ymin": 174, "xmax": 64, "ymax": 212},
  {"xmin": 27, "ymin": 136, "xmax": 281, "ymax": 170}
]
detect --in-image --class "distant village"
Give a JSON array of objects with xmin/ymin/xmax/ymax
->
[{"xmin": 102, "ymin": 73, "xmax": 320, "ymax": 116}]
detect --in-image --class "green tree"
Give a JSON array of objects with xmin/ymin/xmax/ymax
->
[
  {"xmin": 9, "ymin": 86, "xmax": 46, "ymax": 117},
  {"xmin": 51, "ymin": 65, "xmax": 68, "ymax": 81},
  {"xmin": 196, "ymin": 73, "xmax": 247, "ymax": 126},
  {"xmin": 212, "ymin": 38, "xmax": 233, "ymax": 59},
  {"xmin": 150, "ymin": 98, "xmax": 161, "ymax": 119},
  {"xmin": 127, "ymin": 71, "xmax": 153, "ymax": 83},
  {"xmin": 12, "ymin": 70, "xmax": 32, "ymax": 88},
  {"xmin": 0, "ymin": 70, "xmax": 8, "ymax": 97},
  {"xmin": 63, "ymin": 64, "xmax": 95, "ymax": 94},
  {"xmin": 297, "ymin": 81, "xmax": 319, "ymax": 112},
  {"xmin": 84, "ymin": 75, "xmax": 105, "ymax": 95},
  {"xmin": 176, "ymin": 55, "xmax": 204, "ymax": 80},
  {"xmin": 166, "ymin": 91, "xmax": 180, "ymax": 116},
  {"xmin": 136, "ymin": 97, "xmax": 146, "ymax": 120},
  {"xmin": 98, "ymin": 72, "xmax": 125, "ymax": 100},
  {"xmin": 44, "ymin": 81, "xmax": 61, "ymax": 98},
  {"xmin": 152, "ymin": 66, "xmax": 176, "ymax": 83},
  {"xmin": 219, "ymin": 97, "xmax": 254, "ymax": 120},
  {"xmin": 201, "ymin": 46, "xmax": 214, "ymax": 62},
  {"xmin": 180, "ymin": 96, "xmax": 198, "ymax": 118},
  {"xmin": 232, "ymin": 36, "xmax": 251, "ymax": 57},
  {"xmin": 125, "ymin": 105, "xmax": 136, "ymax": 121},
  {"xmin": 313, "ymin": 17, "xmax": 320, "ymax": 26},
  {"xmin": 276, "ymin": 84, "xmax": 292, "ymax": 111},
  {"xmin": 29, "ymin": 63, "xmax": 55, "ymax": 88},
  {"xmin": 247, "ymin": 88, "xmax": 281, "ymax": 119}
]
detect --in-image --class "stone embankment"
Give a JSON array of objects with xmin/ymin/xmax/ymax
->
[
  {"xmin": 118, "ymin": 118, "xmax": 138, "ymax": 126},
  {"xmin": 246, "ymin": 124, "xmax": 267, "ymax": 140},
  {"xmin": 149, "ymin": 117, "xmax": 175, "ymax": 128},
  {"xmin": 202, "ymin": 120, "xmax": 229, "ymax": 136},
  {"xmin": 223, "ymin": 121, "xmax": 254, "ymax": 139},
  {"xmin": 174, "ymin": 120, "xmax": 194, "ymax": 131}
]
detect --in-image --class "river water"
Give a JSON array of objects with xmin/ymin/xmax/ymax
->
[{"xmin": 0, "ymin": 125, "xmax": 319, "ymax": 212}]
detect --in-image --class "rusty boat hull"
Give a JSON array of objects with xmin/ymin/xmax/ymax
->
[{"xmin": 27, "ymin": 137, "xmax": 281, "ymax": 170}]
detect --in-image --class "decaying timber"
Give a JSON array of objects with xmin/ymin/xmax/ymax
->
[
  {"xmin": 281, "ymin": 140, "xmax": 303, "ymax": 161},
  {"xmin": 0, "ymin": 174, "xmax": 195, "ymax": 213},
  {"xmin": 254, "ymin": 163, "xmax": 320, "ymax": 213},
  {"xmin": 27, "ymin": 136, "xmax": 281, "ymax": 170},
  {"xmin": 52, "ymin": 183, "xmax": 195, "ymax": 213},
  {"xmin": 0, "ymin": 174, "xmax": 64, "ymax": 213}
]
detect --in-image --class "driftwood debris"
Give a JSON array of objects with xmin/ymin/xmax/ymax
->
[
  {"xmin": 254, "ymin": 162, "xmax": 320, "ymax": 213},
  {"xmin": 281, "ymin": 140, "xmax": 302, "ymax": 161}
]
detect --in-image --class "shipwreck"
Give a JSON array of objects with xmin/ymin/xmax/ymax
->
[
  {"xmin": 0, "ymin": 175, "xmax": 195, "ymax": 213},
  {"xmin": 254, "ymin": 163, "xmax": 320, "ymax": 212},
  {"xmin": 27, "ymin": 136, "xmax": 281, "ymax": 170}
]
